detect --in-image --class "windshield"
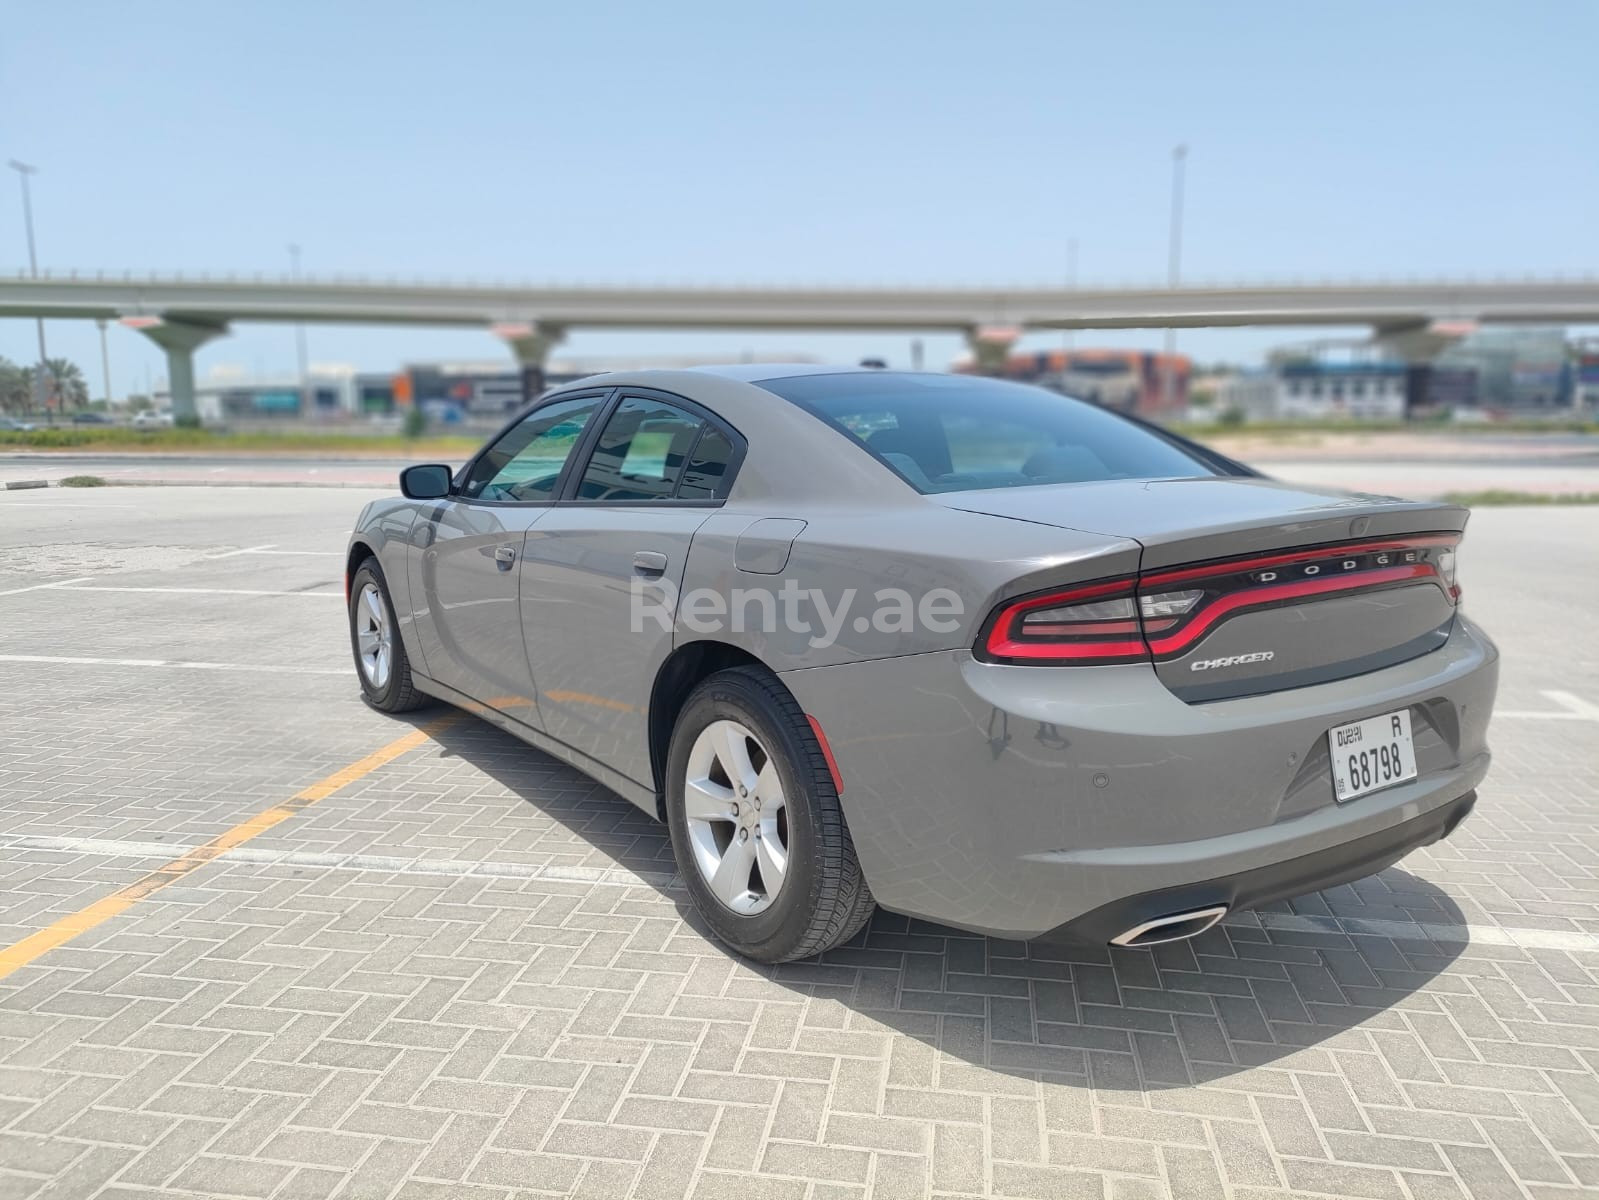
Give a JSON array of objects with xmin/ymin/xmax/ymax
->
[{"xmin": 758, "ymin": 371, "xmax": 1220, "ymax": 494}]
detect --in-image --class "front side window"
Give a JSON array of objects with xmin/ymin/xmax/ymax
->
[
  {"xmin": 578, "ymin": 397, "xmax": 707, "ymax": 502},
  {"xmin": 461, "ymin": 394, "xmax": 604, "ymax": 502},
  {"xmin": 758, "ymin": 372, "xmax": 1219, "ymax": 495}
]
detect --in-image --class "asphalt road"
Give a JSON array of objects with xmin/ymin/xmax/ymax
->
[{"xmin": 1, "ymin": 486, "xmax": 1598, "ymax": 1200}]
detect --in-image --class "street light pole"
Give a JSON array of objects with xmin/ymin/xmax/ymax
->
[
  {"xmin": 1161, "ymin": 144, "xmax": 1187, "ymax": 414},
  {"xmin": 7, "ymin": 159, "xmax": 53, "ymax": 423},
  {"xmin": 1062, "ymin": 236, "xmax": 1079, "ymax": 374},
  {"xmin": 96, "ymin": 318, "xmax": 114, "ymax": 408},
  {"xmin": 288, "ymin": 243, "xmax": 309, "ymax": 413}
]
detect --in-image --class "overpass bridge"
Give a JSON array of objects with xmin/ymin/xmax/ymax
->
[{"xmin": 4, "ymin": 271, "xmax": 1599, "ymax": 417}]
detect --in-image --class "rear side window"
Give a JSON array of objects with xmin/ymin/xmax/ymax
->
[
  {"xmin": 577, "ymin": 396, "xmax": 738, "ymax": 502},
  {"xmin": 759, "ymin": 372, "xmax": 1219, "ymax": 494},
  {"xmin": 677, "ymin": 427, "xmax": 735, "ymax": 499}
]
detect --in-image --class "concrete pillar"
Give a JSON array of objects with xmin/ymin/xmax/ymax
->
[
  {"xmin": 493, "ymin": 321, "xmax": 566, "ymax": 403},
  {"xmin": 123, "ymin": 317, "xmax": 229, "ymax": 422},
  {"xmin": 1374, "ymin": 319, "xmax": 1476, "ymax": 417},
  {"xmin": 967, "ymin": 325, "xmax": 1022, "ymax": 376}
]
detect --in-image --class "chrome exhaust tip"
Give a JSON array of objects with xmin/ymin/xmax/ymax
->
[{"xmin": 1110, "ymin": 905, "xmax": 1228, "ymax": 948}]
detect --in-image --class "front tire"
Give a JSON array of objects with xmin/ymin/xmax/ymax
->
[
  {"xmin": 665, "ymin": 666, "xmax": 874, "ymax": 963},
  {"xmin": 348, "ymin": 558, "xmax": 428, "ymax": 713}
]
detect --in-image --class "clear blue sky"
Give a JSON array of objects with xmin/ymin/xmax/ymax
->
[{"xmin": 3, "ymin": 1, "xmax": 1596, "ymax": 397}]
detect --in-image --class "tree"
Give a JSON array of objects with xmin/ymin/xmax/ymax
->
[
  {"xmin": 0, "ymin": 357, "xmax": 27, "ymax": 414},
  {"xmin": 21, "ymin": 358, "xmax": 89, "ymax": 412}
]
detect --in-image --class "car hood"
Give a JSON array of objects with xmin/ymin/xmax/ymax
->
[{"xmin": 930, "ymin": 476, "xmax": 1468, "ymax": 570}]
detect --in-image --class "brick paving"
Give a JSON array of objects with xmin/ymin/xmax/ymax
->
[{"xmin": 0, "ymin": 489, "xmax": 1596, "ymax": 1199}]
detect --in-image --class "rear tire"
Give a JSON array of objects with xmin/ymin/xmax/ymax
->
[
  {"xmin": 348, "ymin": 558, "xmax": 428, "ymax": 713},
  {"xmin": 665, "ymin": 666, "xmax": 874, "ymax": 963}
]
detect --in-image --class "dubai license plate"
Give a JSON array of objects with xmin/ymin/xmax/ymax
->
[{"xmin": 1328, "ymin": 709, "xmax": 1417, "ymax": 802}]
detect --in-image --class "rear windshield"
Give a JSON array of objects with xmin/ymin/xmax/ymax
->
[{"xmin": 758, "ymin": 372, "xmax": 1219, "ymax": 494}]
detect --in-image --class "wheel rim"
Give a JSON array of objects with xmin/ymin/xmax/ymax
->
[
  {"xmin": 683, "ymin": 719, "xmax": 789, "ymax": 915},
  {"xmin": 355, "ymin": 582, "xmax": 392, "ymax": 690}
]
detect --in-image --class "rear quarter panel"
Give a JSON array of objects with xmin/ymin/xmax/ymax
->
[{"xmin": 678, "ymin": 504, "xmax": 1141, "ymax": 669}]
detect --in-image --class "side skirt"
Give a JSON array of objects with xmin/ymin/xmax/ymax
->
[{"xmin": 410, "ymin": 671, "xmax": 662, "ymax": 818}]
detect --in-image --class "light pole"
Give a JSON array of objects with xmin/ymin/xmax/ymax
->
[
  {"xmin": 1062, "ymin": 236, "xmax": 1079, "ymax": 375},
  {"xmin": 288, "ymin": 243, "xmax": 309, "ymax": 412},
  {"xmin": 7, "ymin": 159, "xmax": 53, "ymax": 423},
  {"xmin": 96, "ymin": 318, "xmax": 114, "ymax": 408},
  {"xmin": 1162, "ymin": 144, "xmax": 1188, "ymax": 413}
]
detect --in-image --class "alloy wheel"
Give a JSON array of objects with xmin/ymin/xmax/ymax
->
[
  {"xmin": 683, "ymin": 719, "xmax": 789, "ymax": 914},
  {"xmin": 355, "ymin": 582, "xmax": 392, "ymax": 690}
]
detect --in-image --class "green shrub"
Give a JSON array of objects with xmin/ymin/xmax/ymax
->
[{"xmin": 402, "ymin": 407, "xmax": 427, "ymax": 439}]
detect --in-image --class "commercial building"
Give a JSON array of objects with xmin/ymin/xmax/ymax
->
[
  {"xmin": 963, "ymin": 348, "xmax": 1192, "ymax": 417},
  {"xmin": 1218, "ymin": 328, "xmax": 1583, "ymax": 421}
]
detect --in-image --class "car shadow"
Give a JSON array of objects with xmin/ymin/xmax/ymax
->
[{"xmin": 424, "ymin": 713, "xmax": 1468, "ymax": 1088}]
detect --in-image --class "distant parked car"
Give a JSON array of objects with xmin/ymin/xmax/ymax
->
[
  {"xmin": 133, "ymin": 410, "xmax": 175, "ymax": 429},
  {"xmin": 71, "ymin": 412, "xmax": 113, "ymax": 426},
  {"xmin": 0, "ymin": 416, "xmax": 38, "ymax": 432}
]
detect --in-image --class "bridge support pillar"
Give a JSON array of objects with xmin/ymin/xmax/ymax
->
[
  {"xmin": 124, "ymin": 317, "xmax": 229, "ymax": 422},
  {"xmin": 967, "ymin": 325, "xmax": 1022, "ymax": 376},
  {"xmin": 1374, "ymin": 320, "xmax": 1477, "ymax": 417},
  {"xmin": 494, "ymin": 322, "xmax": 567, "ymax": 403}
]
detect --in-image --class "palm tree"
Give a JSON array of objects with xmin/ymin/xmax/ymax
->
[{"xmin": 22, "ymin": 358, "xmax": 89, "ymax": 412}]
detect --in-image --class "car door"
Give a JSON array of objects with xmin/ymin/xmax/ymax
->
[
  {"xmin": 519, "ymin": 390, "xmax": 744, "ymax": 787},
  {"xmin": 409, "ymin": 390, "xmax": 611, "ymax": 726}
]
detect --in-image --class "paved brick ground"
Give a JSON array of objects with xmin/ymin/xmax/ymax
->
[{"xmin": 1, "ymin": 488, "xmax": 1597, "ymax": 1199}]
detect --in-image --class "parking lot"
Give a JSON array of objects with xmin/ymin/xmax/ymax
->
[{"xmin": 2, "ymin": 485, "xmax": 1598, "ymax": 1200}]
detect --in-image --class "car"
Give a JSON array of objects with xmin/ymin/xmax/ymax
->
[
  {"xmin": 70, "ymin": 411, "xmax": 114, "ymax": 425},
  {"xmin": 345, "ymin": 366, "xmax": 1498, "ymax": 963},
  {"xmin": 0, "ymin": 416, "xmax": 38, "ymax": 432},
  {"xmin": 133, "ymin": 410, "xmax": 174, "ymax": 428}
]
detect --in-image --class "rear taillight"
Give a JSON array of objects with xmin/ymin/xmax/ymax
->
[
  {"xmin": 977, "ymin": 533, "xmax": 1461, "ymax": 667},
  {"xmin": 979, "ymin": 578, "xmax": 1150, "ymax": 664}
]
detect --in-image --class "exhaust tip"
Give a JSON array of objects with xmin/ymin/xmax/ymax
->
[{"xmin": 1110, "ymin": 904, "xmax": 1228, "ymax": 948}]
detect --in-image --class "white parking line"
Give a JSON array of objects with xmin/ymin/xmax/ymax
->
[
  {"xmin": 0, "ymin": 654, "xmax": 349, "ymax": 675},
  {"xmin": 1495, "ymin": 690, "xmax": 1599, "ymax": 721},
  {"xmin": 51, "ymin": 585, "xmax": 342, "ymax": 597},
  {"xmin": 4, "ymin": 831, "xmax": 1596, "ymax": 951},
  {"xmin": 0, "ymin": 577, "xmax": 93, "ymax": 597},
  {"xmin": 0, "ymin": 834, "xmax": 676, "ymax": 889},
  {"xmin": 200, "ymin": 544, "xmax": 279, "ymax": 559},
  {"xmin": 241, "ymin": 549, "xmax": 345, "ymax": 556}
]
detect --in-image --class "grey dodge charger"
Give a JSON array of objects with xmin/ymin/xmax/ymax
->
[{"xmin": 345, "ymin": 365, "xmax": 1498, "ymax": 962}]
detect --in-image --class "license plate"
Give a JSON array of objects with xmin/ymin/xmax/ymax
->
[{"xmin": 1328, "ymin": 709, "xmax": 1417, "ymax": 802}]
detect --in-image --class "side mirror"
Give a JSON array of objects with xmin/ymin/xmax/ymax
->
[{"xmin": 400, "ymin": 464, "xmax": 453, "ymax": 499}]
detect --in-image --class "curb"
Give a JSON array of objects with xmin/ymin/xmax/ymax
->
[{"xmin": 1, "ymin": 479, "xmax": 57, "ymax": 490}]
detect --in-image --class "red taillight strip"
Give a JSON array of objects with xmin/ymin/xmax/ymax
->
[
  {"xmin": 1144, "ymin": 563, "xmax": 1437, "ymax": 657},
  {"xmin": 1140, "ymin": 533, "xmax": 1459, "ymax": 588},
  {"xmin": 986, "ymin": 632, "xmax": 1149, "ymax": 661},
  {"xmin": 982, "ymin": 577, "xmax": 1146, "ymax": 663}
]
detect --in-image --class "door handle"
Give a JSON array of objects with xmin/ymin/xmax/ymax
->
[
  {"xmin": 494, "ymin": 546, "xmax": 516, "ymax": 569},
  {"xmin": 632, "ymin": 550, "xmax": 668, "ymax": 575}
]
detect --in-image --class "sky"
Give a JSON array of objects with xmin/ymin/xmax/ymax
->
[{"xmin": 2, "ymin": 1, "xmax": 1597, "ymax": 399}]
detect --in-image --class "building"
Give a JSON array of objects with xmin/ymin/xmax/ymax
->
[
  {"xmin": 1219, "ymin": 328, "xmax": 1583, "ymax": 422},
  {"xmin": 966, "ymin": 348, "xmax": 1193, "ymax": 417},
  {"xmin": 1436, "ymin": 327, "xmax": 1573, "ymax": 412}
]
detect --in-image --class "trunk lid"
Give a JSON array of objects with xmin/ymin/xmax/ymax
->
[{"xmin": 943, "ymin": 478, "xmax": 1465, "ymax": 702}]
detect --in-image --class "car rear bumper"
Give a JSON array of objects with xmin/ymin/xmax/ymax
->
[
  {"xmin": 1054, "ymin": 788, "xmax": 1475, "ymax": 945},
  {"xmin": 779, "ymin": 615, "xmax": 1497, "ymax": 940}
]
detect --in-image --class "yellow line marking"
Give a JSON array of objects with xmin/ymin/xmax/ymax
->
[{"xmin": 0, "ymin": 718, "xmax": 455, "ymax": 982}]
